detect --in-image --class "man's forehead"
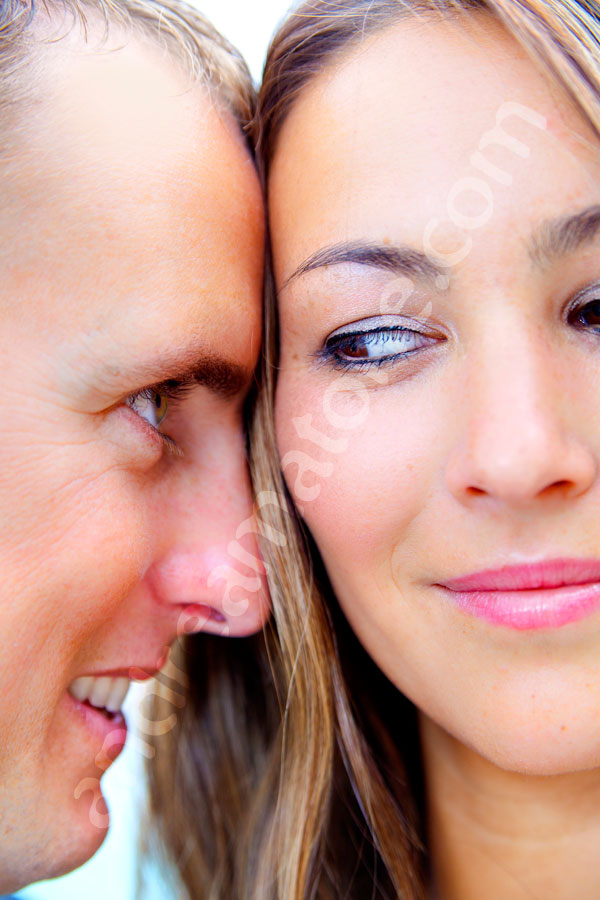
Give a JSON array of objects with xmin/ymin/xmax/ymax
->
[
  {"xmin": 39, "ymin": 38, "xmax": 205, "ymax": 159},
  {"xmin": 0, "ymin": 33, "xmax": 254, "ymax": 248}
]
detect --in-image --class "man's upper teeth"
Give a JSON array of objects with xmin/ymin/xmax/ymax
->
[{"xmin": 69, "ymin": 676, "xmax": 130, "ymax": 712}]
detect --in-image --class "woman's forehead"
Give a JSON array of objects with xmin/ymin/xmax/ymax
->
[{"xmin": 268, "ymin": 14, "xmax": 599, "ymax": 285}]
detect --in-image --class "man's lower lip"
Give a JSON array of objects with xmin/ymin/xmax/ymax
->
[
  {"xmin": 440, "ymin": 582, "xmax": 600, "ymax": 629},
  {"xmin": 67, "ymin": 693, "xmax": 128, "ymax": 761}
]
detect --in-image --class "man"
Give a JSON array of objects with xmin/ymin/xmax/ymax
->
[{"xmin": 0, "ymin": 0, "xmax": 267, "ymax": 890}]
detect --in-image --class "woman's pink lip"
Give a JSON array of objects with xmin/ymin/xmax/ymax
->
[
  {"xmin": 440, "ymin": 558, "xmax": 600, "ymax": 591},
  {"xmin": 437, "ymin": 558, "xmax": 600, "ymax": 630},
  {"xmin": 439, "ymin": 583, "xmax": 600, "ymax": 630}
]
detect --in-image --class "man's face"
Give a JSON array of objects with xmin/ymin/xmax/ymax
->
[{"xmin": 0, "ymin": 33, "xmax": 266, "ymax": 890}]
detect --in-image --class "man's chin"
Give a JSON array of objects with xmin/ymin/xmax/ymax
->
[
  {"xmin": 1, "ymin": 800, "xmax": 110, "ymax": 893},
  {"xmin": 49, "ymin": 804, "xmax": 110, "ymax": 879}
]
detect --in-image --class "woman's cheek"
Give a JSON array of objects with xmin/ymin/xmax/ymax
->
[{"xmin": 276, "ymin": 375, "xmax": 437, "ymax": 576}]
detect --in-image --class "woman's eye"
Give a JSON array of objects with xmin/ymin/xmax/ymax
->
[
  {"xmin": 126, "ymin": 388, "xmax": 169, "ymax": 429},
  {"xmin": 322, "ymin": 327, "xmax": 435, "ymax": 368},
  {"xmin": 572, "ymin": 297, "xmax": 600, "ymax": 331}
]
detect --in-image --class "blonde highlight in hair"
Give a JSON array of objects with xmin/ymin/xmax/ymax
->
[{"xmin": 149, "ymin": 2, "xmax": 600, "ymax": 899}]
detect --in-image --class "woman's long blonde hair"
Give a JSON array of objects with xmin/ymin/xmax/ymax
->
[{"xmin": 150, "ymin": 2, "xmax": 600, "ymax": 898}]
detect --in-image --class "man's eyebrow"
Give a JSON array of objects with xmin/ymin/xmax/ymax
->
[
  {"xmin": 529, "ymin": 204, "xmax": 600, "ymax": 267},
  {"xmin": 283, "ymin": 241, "xmax": 446, "ymax": 286},
  {"xmin": 133, "ymin": 354, "xmax": 251, "ymax": 398},
  {"xmin": 179, "ymin": 358, "xmax": 249, "ymax": 397}
]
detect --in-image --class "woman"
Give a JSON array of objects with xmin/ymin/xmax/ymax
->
[
  {"xmin": 152, "ymin": 0, "xmax": 600, "ymax": 898},
  {"xmin": 257, "ymin": 0, "xmax": 600, "ymax": 896},
  {"xmin": 0, "ymin": 0, "xmax": 267, "ymax": 893}
]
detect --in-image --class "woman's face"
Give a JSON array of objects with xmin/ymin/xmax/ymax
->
[
  {"xmin": 0, "ymin": 40, "xmax": 265, "ymax": 889},
  {"xmin": 271, "ymin": 15, "xmax": 600, "ymax": 776}
]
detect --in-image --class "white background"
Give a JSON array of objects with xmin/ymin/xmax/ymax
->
[
  {"xmin": 196, "ymin": 0, "xmax": 294, "ymax": 81},
  {"xmin": 16, "ymin": 2, "xmax": 292, "ymax": 898}
]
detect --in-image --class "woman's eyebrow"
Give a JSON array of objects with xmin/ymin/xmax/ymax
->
[
  {"xmin": 283, "ymin": 241, "xmax": 446, "ymax": 287},
  {"xmin": 529, "ymin": 204, "xmax": 600, "ymax": 268}
]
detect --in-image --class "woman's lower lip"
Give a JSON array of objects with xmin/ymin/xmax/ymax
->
[
  {"xmin": 67, "ymin": 692, "xmax": 128, "ymax": 762},
  {"xmin": 441, "ymin": 582, "xmax": 600, "ymax": 629}
]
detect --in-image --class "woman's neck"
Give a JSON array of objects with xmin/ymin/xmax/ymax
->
[{"xmin": 420, "ymin": 714, "xmax": 600, "ymax": 900}]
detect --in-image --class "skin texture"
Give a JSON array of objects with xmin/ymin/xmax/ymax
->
[
  {"xmin": 271, "ymin": 14, "xmax": 600, "ymax": 899},
  {"xmin": 0, "ymin": 30, "xmax": 266, "ymax": 892}
]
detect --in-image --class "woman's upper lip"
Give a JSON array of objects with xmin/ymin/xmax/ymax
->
[{"xmin": 439, "ymin": 558, "xmax": 600, "ymax": 592}]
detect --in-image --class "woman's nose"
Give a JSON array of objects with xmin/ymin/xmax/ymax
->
[
  {"xmin": 145, "ymin": 429, "xmax": 269, "ymax": 637},
  {"xmin": 445, "ymin": 324, "xmax": 597, "ymax": 508}
]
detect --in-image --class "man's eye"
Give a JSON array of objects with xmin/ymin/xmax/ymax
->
[{"xmin": 126, "ymin": 388, "xmax": 169, "ymax": 428}]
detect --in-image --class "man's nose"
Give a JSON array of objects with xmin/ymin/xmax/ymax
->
[
  {"xmin": 146, "ymin": 427, "xmax": 270, "ymax": 638},
  {"xmin": 445, "ymin": 321, "xmax": 597, "ymax": 509}
]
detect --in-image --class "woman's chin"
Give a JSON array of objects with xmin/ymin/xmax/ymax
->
[
  {"xmin": 478, "ymin": 732, "xmax": 600, "ymax": 777},
  {"xmin": 425, "ymin": 710, "xmax": 600, "ymax": 778}
]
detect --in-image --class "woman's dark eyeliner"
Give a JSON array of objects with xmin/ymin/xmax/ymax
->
[
  {"xmin": 316, "ymin": 323, "xmax": 437, "ymax": 371},
  {"xmin": 319, "ymin": 282, "xmax": 600, "ymax": 376},
  {"xmin": 568, "ymin": 290, "xmax": 600, "ymax": 333}
]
